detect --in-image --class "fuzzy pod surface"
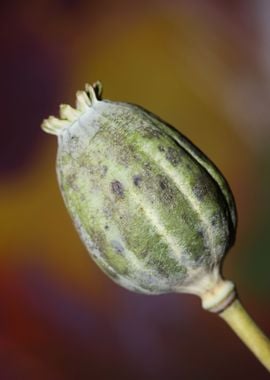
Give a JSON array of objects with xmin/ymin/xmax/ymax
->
[{"xmin": 41, "ymin": 82, "xmax": 237, "ymax": 296}]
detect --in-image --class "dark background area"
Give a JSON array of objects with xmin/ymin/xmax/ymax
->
[{"xmin": 0, "ymin": 1, "xmax": 270, "ymax": 379}]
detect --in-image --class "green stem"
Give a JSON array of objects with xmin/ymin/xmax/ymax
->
[{"xmin": 219, "ymin": 298, "xmax": 270, "ymax": 372}]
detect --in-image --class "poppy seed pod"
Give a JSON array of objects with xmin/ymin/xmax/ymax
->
[
  {"xmin": 41, "ymin": 82, "xmax": 237, "ymax": 311},
  {"xmin": 42, "ymin": 83, "xmax": 270, "ymax": 371}
]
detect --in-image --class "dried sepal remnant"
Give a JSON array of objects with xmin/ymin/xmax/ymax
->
[{"xmin": 41, "ymin": 81, "xmax": 237, "ymax": 297}]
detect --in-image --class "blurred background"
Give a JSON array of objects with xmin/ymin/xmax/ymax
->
[{"xmin": 0, "ymin": 0, "xmax": 270, "ymax": 379}]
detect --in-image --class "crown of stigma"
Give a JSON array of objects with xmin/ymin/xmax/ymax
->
[{"xmin": 41, "ymin": 81, "xmax": 103, "ymax": 135}]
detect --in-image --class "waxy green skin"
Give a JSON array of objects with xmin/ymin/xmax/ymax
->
[{"xmin": 44, "ymin": 84, "xmax": 237, "ymax": 295}]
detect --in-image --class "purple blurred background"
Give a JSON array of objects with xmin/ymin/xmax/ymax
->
[{"xmin": 0, "ymin": 1, "xmax": 270, "ymax": 379}]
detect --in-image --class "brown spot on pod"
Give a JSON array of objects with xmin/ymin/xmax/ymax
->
[
  {"xmin": 66, "ymin": 173, "xmax": 78, "ymax": 191},
  {"xmin": 159, "ymin": 178, "xmax": 168, "ymax": 190},
  {"xmin": 158, "ymin": 145, "xmax": 166, "ymax": 152},
  {"xmin": 158, "ymin": 176, "xmax": 174, "ymax": 204},
  {"xmin": 144, "ymin": 162, "xmax": 152, "ymax": 171},
  {"xmin": 142, "ymin": 126, "xmax": 162, "ymax": 139},
  {"xmin": 211, "ymin": 214, "xmax": 219, "ymax": 226},
  {"xmin": 165, "ymin": 147, "xmax": 183, "ymax": 166},
  {"xmin": 193, "ymin": 176, "xmax": 208, "ymax": 201},
  {"xmin": 111, "ymin": 180, "xmax": 124, "ymax": 198},
  {"xmin": 111, "ymin": 240, "xmax": 124, "ymax": 254},
  {"xmin": 133, "ymin": 175, "xmax": 142, "ymax": 187}
]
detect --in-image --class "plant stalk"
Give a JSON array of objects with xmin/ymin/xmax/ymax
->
[{"xmin": 219, "ymin": 298, "xmax": 270, "ymax": 372}]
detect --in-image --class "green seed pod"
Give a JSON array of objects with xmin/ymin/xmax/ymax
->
[
  {"xmin": 42, "ymin": 83, "xmax": 270, "ymax": 372},
  {"xmin": 41, "ymin": 82, "xmax": 237, "ymax": 310}
]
